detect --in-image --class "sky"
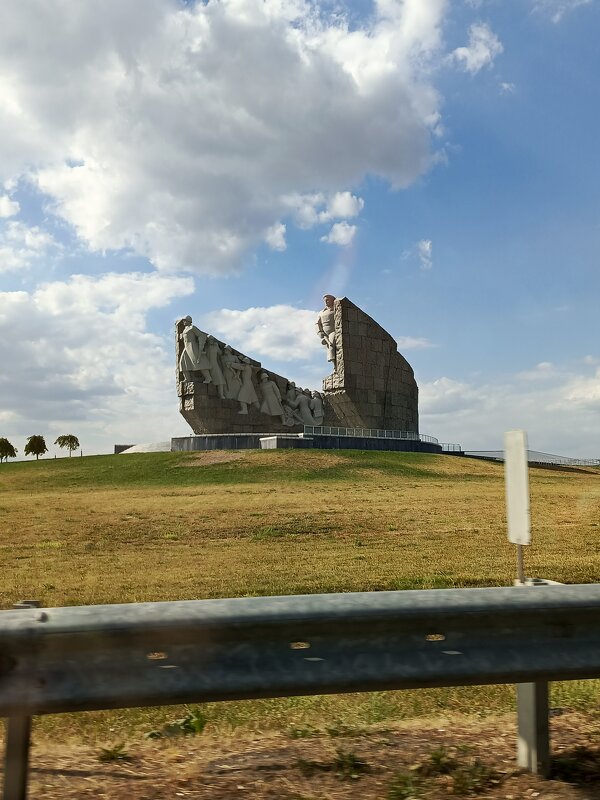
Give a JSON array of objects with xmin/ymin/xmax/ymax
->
[{"xmin": 1, "ymin": 0, "xmax": 599, "ymax": 458}]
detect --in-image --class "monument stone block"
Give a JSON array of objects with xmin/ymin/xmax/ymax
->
[{"xmin": 317, "ymin": 296, "xmax": 419, "ymax": 433}]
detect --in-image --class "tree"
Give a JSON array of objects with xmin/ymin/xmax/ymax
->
[
  {"xmin": 24, "ymin": 435, "xmax": 48, "ymax": 460},
  {"xmin": 54, "ymin": 434, "xmax": 80, "ymax": 457},
  {"xmin": 0, "ymin": 438, "xmax": 17, "ymax": 463}
]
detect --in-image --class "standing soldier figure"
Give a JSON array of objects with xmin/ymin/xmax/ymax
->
[{"xmin": 315, "ymin": 294, "xmax": 337, "ymax": 366}]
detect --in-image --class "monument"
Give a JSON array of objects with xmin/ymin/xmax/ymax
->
[
  {"xmin": 317, "ymin": 296, "xmax": 418, "ymax": 433},
  {"xmin": 174, "ymin": 296, "xmax": 432, "ymax": 452},
  {"xmin": 176, "ymin": 315, "xmax": 326, "ymax": 435}
]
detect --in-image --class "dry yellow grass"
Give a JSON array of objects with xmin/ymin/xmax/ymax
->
[
  {"xmin": 1, "ymin": 449, "xmax": 599, "ymax": 741},
  {"xmin": 14, "ymin": 711, "xmax": 600, "ymax": 799},
  {"xmin": 2, "ymin": 450, "xmax": 599, "ymax": 608}
]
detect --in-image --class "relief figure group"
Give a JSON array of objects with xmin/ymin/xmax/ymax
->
[{"xmin": 178, "ymin": 316, "xmax": 324, "ymax": 425}]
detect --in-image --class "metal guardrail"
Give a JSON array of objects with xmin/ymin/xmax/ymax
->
[
  {"xmin": 464, "ymin": 450, "xmax": 600, "ymax": 467},
  {"xmin": 2, "ymin": 585, "xmax": 600, "ymax": 797},
  {"xmin": 304, "ymin": 426, "xmax": 439, "ymax": 444}
]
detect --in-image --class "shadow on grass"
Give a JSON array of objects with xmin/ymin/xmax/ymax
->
[{"xmin": 552, "ymin": 746, "xmax": 600, "ymax": 791}]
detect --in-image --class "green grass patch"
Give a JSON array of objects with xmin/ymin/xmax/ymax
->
[{"xmin": 0, "ymin": 449, "xmax": 450, "ymax": 491}]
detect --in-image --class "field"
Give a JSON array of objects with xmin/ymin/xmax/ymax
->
[{"xmin": 1, "ymin": 449, "xmax": 600, "ymax": 797}]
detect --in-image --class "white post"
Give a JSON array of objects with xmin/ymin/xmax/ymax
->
[
  {"xmin": 503, "ymin": 431, "xmax": 549, "ymax": 776},
  {"xmin": 504, "ymin": 429, "xmax": 531, "ymax": 581},
  {"xmin": 516, "ymin": 681, "xmax": 550, "ymax": 777}
]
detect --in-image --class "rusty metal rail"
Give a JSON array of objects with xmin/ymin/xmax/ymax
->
[{"xmin": 2, "ymin": 584, "xmax": 600, "ymax": 797}]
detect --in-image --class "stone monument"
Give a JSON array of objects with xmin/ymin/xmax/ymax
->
[
  {"xmin": 316, "ymin": 296, "xmax": 419, "ymax": 433},
  {"xmin": 176, "ymin": 316, "xmax": 326, "ymax": 435},
  {"xmin": 176, "ymin": 297, "xmax": 418, "ymax": 437}
]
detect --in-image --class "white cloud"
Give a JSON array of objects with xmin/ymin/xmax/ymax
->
[
  {"xmin": 532, "ymin": 0, "xmax": 592, "ymax": 23},
  {"xmin": 560, "ymin": 367, "xmax": 600, "ymax": 410},
  {"xmin": 282, "ymin": 193, "xmax": 326, "ymax": 229},
  {"xmin": 0, "ymin": 195, "xmax": 19, "ymax": 218},
  {"xmin": 0, "ymin": 221, "xmax": 60, "ymax": 272},
  {"xmin": 420, "ymin": 376, "xmax": 485, "ymax": 415},
  {"xmin": 202, "ymin": 305, "xmax": 321, "ymax": 363},
  {"xmin": 264, "ymin": 222, "xmax": 287, "ymax": 252},
  {"xmin": 0, "ymin": 0, "xmax": 447, "ymax": 275},
  {"xmin": 321, "ymin": 221, "xmax": 357, "ymax": 246},
  {"xmin": 499, "ymin": 81, "xmax": 516, "ymax": 94},
  {"xmin": 417, "ymin": 238, "xmax": 433, "ymax": 269},
  {"xmin": 451, "ymin": 22, "xmax": 503, "ymax": 74},
  {"xmin": 282, "ymin": 191, "xmax": 365, "ymax": 229},
  {"xmin": 0, "ymin": 272, "xmax": 194, "ymax": 453},
  {"xmin": 420, "ymin": 362, "xmax": 600, "ymax": 457},
  {"xmin": 517, "ymin": 361, "xmax": 556, "ymax": 380},
  {"xmin": 396, "ymin": 336, "xmax": 435, "ymax": 350},
  {"xmin": 322, "ymin": 192, "xmax": 365, "ymax": 221}
]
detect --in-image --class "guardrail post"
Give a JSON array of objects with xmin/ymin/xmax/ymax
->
[
  {"xmin": 3, "ymin": 716, "xmax": 32, "ymax": 800},
  {"xmin": 513, "ymin": 578, "xmax": 561, "ymax": 777},
  {"xmin": 3, "ymin": 601, "xmax": 40, "ymax": 800},
  {"xmin": 517, "ymin": 680, "xmax": 550, "ymax": 777}
]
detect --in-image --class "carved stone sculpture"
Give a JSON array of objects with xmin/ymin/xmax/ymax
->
[
  {"xmin": 315, "ymin": 294, "xmax": 337, "ymax": 366},
  {"xmin": 310, "ymin": 391, "xmax": 324, "ymax": 426},
  {"xmin": 259, "ymin": 372, "xmax": 286, "ymax": 423},
  {"xmin": 221, "ymin": 345, "xmax": 242, "ymax": 400},
  {"xmin": 178, "ymin": 317, "xmax": 211, "ymax": 383},
  {"xmin": 288, "ymin": 388, "xmax": 318, "ymax": 425},
  {"xmin": 233, "ymin": 357, "xmax": 260, "ymax": 414},
  {"xmin": 206, "ymin": 336, "xmax": 226, "ymax": 399}
]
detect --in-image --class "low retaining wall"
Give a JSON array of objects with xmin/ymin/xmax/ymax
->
[
  {"xmin": 171, "ymin": 434, "xmax": 442, "ymax": 454},
  {"xmin": 310, "ymin": 435, "xmax": 441, "ymax": 453},
  {"xmin": 172, "ymin": 434, "xmax": 269, "ymax": 451}
]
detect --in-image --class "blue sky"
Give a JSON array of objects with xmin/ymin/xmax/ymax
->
[{"xmin": 1, "ymin": 0, "xmax": 599, "ymax": 457}]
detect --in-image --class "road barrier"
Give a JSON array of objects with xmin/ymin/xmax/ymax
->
[{"xmin": 2, "ymin": 584, "xmax": 600, "ymax": 798}]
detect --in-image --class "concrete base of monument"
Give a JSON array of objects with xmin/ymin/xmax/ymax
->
[{"xmin": 171, "ymin": 433, "xmax": 442, "ymax": 454}]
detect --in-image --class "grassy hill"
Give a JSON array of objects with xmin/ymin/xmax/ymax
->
[
  {"xmin": 1, "ymin": 449, "xmax": 599, "ymax": 741},
  {"xmin": 2, "ymin": 449, "xmax": 599, "ymax": 608}
]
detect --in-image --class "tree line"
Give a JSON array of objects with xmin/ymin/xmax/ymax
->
[{"xmin": 0, "ymin": 434, "xmax": 80, "ymax": 463}]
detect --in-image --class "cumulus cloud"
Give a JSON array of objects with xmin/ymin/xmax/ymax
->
[
  {"xmin": 560, "ymin": 368, "xmax": 600, "ymax": 410},
  {"xmin": 420, "ymin": 376, "xmax": 486, "ymax": 416},
  {"xmin": 321, "ymin": 221, "xmax": 357, "ymax": 246},
  {"xmin": 202, "ymin": 305, "xmax": 321, "ymax": 362},
  {"xmin": 417, "ymin": 239, "xmax": 433, "ymax": 269},
  {"xmin": 451, "ymin": 22, "xmax": 503, "ymax": 74},
  {"xmin": 283, "ymin": 192, "xmax": 365, "ymax": 230},
  {"xmin": 322, "ymin": 192, "xmax": 365, "ymax": 221},
  {"xmin": 264, "ymin": 222, "xmax": 287, "ymax": 252},
  {"xmin": 0, "ymin": 271, "xmax": 194, "ymax": 452},
  {"xmin": 0, "ymin": 195, "xmax": 19, "ymax": 218},
  {"xmin": 0, "ymin": 0, "xmax": 447, "ymax": 275},
  {"xmin": 0, "ymin": 221, "xmax": 60, "ymax": 272},
  {"xmin": 420, "ymin": 361, "xmax": 600, "ymax": 456},
  {"xmin": 396, "ymin": 336, "xmax": 435, "ymax": 350}
]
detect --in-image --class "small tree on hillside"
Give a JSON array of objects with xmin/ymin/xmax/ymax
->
[
  {"xmin": 0, "ymin": 438, "xmax": 17, "ymax": 463},
  {"xmin": 55, "ymin": 434, "xmax": 80, "ymax": 457},
  {"xmin": 24, "ymin": 435, "xmax": 48, "ymax": 461}
]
